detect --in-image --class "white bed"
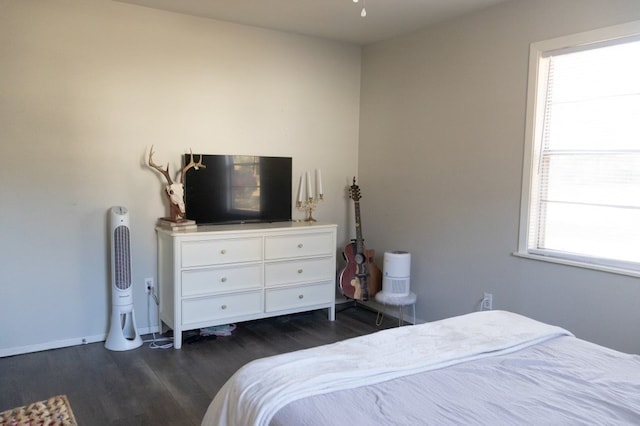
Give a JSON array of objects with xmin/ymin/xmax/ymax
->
[{"xmin": 202, "ymin": 310, "xmax": 640, "ymax": 426}]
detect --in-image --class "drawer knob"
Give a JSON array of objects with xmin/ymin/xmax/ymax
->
[
  {"xmin": 221, "ymin": 304, "xmax": 227, "ymax": 310},
  {"xmin": 221, "ymin": 277, "xmax": 227, "ymax": 283},
  {"xmin": 297, "ymin": 243, "xmax": 303, "ymax": 248},
  {"xmin": 297, "ymin": 268, "xmax": 303, "ymax": 274},
  {"xmin": 220, "ymin": 249, "xmax": 227, "ymax": 255},
  {"xmin": 298, "ymin": 294, "xmax": 304, "ymax": 299}
]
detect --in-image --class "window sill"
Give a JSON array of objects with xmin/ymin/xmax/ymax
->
[{"xmin": 512, "ymin": 251, "xmax": 640, "ymax": 279}]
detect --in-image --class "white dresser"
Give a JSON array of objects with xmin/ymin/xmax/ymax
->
[{"xmin": 156, "ymin": 222, "xmax": 337, "ymax": 349}]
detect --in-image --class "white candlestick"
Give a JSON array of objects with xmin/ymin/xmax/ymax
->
[
  {"xmin": 306, "ymin": 171, "xmax": 313, "ymax": 199},
  {"xmin": 316, "ymin": 169, "xmax": 323, "ymax": 196},
  {"xmin": 296, "ymin": 175, "xmax": 304, "ymax": 203}
]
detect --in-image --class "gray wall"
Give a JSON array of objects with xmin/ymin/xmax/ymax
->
[
  {"xmin": 0, "ymin": 0, "xmax": 361, "ymax": 356},
  {"xmin": 358, "ymin": 0, "xmax": 640, "ymax": 353},
  {"xmin": 3, "ymin": 0, "xmax": 640, "ymax": 356}
]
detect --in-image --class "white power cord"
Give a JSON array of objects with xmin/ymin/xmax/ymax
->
[
  {"xmin": 146, "ymin": 286, "xmax": 173, "ymax": 349},
  {"xmin": 478, "ymin": 292, "xmax": 493, "ymax": 311}
]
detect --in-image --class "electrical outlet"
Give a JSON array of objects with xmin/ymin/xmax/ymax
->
[
  {"xmin": 481, "ymin": 292, "xmax": 493, "ymax": 311},
  {"xmin": 145, "ymin": 277, "xmax": 154, "ymax": 295}
]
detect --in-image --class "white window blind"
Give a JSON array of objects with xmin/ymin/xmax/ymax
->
[{"xmin": 521, "ymin": 25, "xmax": 640, "ymax": 273}]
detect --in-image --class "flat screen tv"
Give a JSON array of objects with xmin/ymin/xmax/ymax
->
[{"xmin": 183, "ymin": 154, "xmax": 292, "ymax": 225}]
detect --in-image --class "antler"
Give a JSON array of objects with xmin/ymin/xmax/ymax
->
[
  {"xmin": 181, "ymin": 149, "xmax": 206, "ymax": 185},
  {"xmin": 148, "ymin": 145, "xmax": 173, "ymax": 185}
]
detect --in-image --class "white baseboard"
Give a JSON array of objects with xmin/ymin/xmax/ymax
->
[
  {"xmin": 1, "ymin": 305, "xmax": 421, "ymax": 357},
  {"xmin": 0, "ymin": 334, "xmax": 106, "ymax": 358},
  {"xmin": 0, "ymin": 325, "xmax": 161, "ymax": 358}
]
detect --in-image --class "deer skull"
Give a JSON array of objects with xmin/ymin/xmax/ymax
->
[
  {"xmin": 166, "ymin": 182, "xmax": 185, "ymax": 216},
  {"xmin": 148, "ymin": 146, "xmax": 205, "ymax": 222}
]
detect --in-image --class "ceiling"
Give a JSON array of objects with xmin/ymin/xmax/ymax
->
[{"xmin": 116, "ymin": 0, "xmax": 510, "ymax": 45}]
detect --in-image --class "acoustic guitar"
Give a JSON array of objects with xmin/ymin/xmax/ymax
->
[{"xmin": 338, "ymin": 178, "xmax": 381, "ymax": 301}]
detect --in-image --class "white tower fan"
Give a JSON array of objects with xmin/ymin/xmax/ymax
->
[
  {"xmin": 382, "ymin": 251, "xmax": 411, "ymax": 296},
  {"xmin": 105, "ymin": 206, "xmax": 143, "ymax": 351}
]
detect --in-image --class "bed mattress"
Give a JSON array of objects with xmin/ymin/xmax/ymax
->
[
  {"xmin": 272, "ymin": 335, "xmax": 640, "ymax": 425},
  {"xmin": 201, "ymin": 310, "xmax": 640, "ymax": 425}
]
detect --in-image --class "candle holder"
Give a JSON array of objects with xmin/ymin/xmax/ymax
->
[
  {"xmin": 296, "ymin": 169, "xmax": 324, "ymax": 222},
  {"xmin": 297, "ymin": 194, "xmax": 323, "ymax": 222}
]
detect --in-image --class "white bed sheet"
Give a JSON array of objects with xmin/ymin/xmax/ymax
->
[
  {"xmin": 202, "ymin": 310, "xmax": 573, "ymax": 426},
  {"xmin": 272, "ymin": 335, "xmax": 640, "ymax": 425}
]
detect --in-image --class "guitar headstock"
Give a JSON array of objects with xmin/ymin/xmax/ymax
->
[{"xmin": 349, "ymin": 177, "xmax": 361, "ymax": 202}]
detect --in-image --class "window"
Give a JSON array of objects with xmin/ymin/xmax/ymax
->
[
  {"xmin": 518, "ymin": 21, "xmax": 640, "ymax": 275},
  {"xmin": 229, "ymin": 155, "xmax": 261, "ymax": 213}
]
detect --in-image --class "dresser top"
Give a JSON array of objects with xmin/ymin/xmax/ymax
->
[{"xmin": 156, "ymin": 221, "xmax": 337, "ymax": 236}]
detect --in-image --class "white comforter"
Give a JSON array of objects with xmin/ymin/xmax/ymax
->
[{"xmin": 201, "ymin": 310, "xmax": 572, "ymax": 426}]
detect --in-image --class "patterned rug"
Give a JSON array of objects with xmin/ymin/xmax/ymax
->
[{"xmin": 0, "ymin": 395, "xmax": 77, "ymax": 425}]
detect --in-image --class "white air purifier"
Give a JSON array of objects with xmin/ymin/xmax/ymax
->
[
  {"xmin": 105, "ymin": 206, "xmax": 143, "ymax": 351},
  {"xmin": 382, "ymin": 251, "xmax": 411, "ymax": 297}
]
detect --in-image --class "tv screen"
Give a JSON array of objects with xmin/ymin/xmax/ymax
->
[{"xmin": 183, "ymin": 154, "xmax": 292, "ymax": 225}]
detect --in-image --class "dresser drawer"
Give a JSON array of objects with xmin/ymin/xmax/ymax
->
[
  {"xmin": 264, "ymin": 257, "xmax": 334, "ymax": 287},
  {"xmin": 265, "ymin": 282, "xmax": 333, "ymax": 312},
  {"xmin": 182, "ymin": 291, "xmax": 263, "ymax": 325},
  {"xmin": 264, "ymin": 232, "xmax": 333, "ymax": 260},
  {"xmin": 182, "ymin": 264, "xmax": 262, "ymax": 297},
  {"xmin": 181, "ymin": 237, "xmax": 262, "ymax": 267}
]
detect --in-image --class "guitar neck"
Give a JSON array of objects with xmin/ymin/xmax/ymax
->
[{"xmin": 354, "ymin": 200, "xmax": 365, "ymax": 254}]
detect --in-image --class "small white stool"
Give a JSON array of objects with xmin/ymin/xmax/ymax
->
[{"xmin": 375, "ymin": 291, "xmax": 417, "ymax": 327}]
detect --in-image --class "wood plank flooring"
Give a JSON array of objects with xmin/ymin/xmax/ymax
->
[{"xmin": 0, "ymin": 306, "xmax": 396, "ymax": 425}]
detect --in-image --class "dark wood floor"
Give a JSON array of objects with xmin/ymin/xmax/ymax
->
[{"xmin": 0, "ymin": 305, "xmax": 396, "ymax": 425}]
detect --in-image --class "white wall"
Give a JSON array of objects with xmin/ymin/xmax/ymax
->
[
  {"xmin": 359, "ymin": 0, "xmax": 640, "ymax": 353},
  {"xmin": 0, "ymin": 0, "xmax": 362, "ymax": 356}
]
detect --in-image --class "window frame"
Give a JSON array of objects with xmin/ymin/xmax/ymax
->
[{"xmin": 516, "ymin": 20, "xmax": 640, "ymax": 278}]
